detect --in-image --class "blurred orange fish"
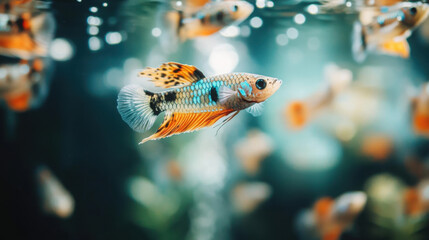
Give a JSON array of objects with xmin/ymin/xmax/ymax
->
[
  {"xmin": 403, "ymin": 180, "xmax": 429, "ymax": 217},
  {"xmin": 353, "ymin": 2, "xmax": 429, "ymax": 62},
  {"xmin": 165, "ymin": 0, "xmax": 253, "ymax": 41},
  {"xmin": 285, "ymin": 64, "xmax": 351, "ymax": 130},
  {"xmin": 0, "ymin": 11, "xmax": 55, "ymax": 59},
  {"xmin": 0, "ymin": 58, "xmax": 49, "ymax": 111},
  {"xmin": 361, "ymin": 133, "xmax": 393, "ymax": 161},
  {"xmin": 296, "ymin": 192, "xmax": 367, "ymax": 240}
]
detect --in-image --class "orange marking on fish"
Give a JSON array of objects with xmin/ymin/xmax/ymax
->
[
  {"xmin": 361, "ymin": 134, "xmax": 393, "ymax": 161},
  {"xmin": 32, "ymin": 59, "xmax": 44, "ymax": 72},
  {"xmin": 188, "ymin": 26, "xmax": 223, "ymax": 37},
  {"xmin": 141, "ymin": 109, "xmax": 235, "ymax": 144},
  {"xmin": 405, "ymin": 189, "xmax": 423, "ymax": 215},
  {"xmin": 0, "ymin": 33, "xmax": 37, "ymax": 51},
  {"xmin": 5, "ymin": 91, "xmax": 31, "ymax": 112},
  {"xmin": 413, "ymin": 113, "xmax": 429, "ymax": 133},
  {"xmin": 404, "ymin": 188, "xmax": 422, "ymax": 216},
  {"xmin": 286, "ymin": 101, "xmax": 309, "ymax": 129},
  {"xmin": 314, "ymin": 197, "xmax": 334, "ymax": 220},
  {"xmin": 380, "ymin": 40, "xmax": 410, "ymax": 58}
]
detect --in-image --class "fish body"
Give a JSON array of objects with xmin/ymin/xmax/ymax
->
[
  {"xmin": 0, "ymin": 58, "xmax": 49, "ymax": 111},
  {"xmin": 0, "ymin": 11, "xmax": 55, "ymax": 59},
  {"xmin": 117, "ymin": 62, "xmax": 282, "ymax": 144},
  {"xmin": 353, "ymin": 2, "xmax": 429, "ymax": 62},
  {"xmin": 166, "ymin": 1, "xmax": 254, "ymax": 41}
]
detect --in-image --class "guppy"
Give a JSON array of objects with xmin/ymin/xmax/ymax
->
[
  {"xmin": 117, "ymin": 62, "xmax": 282, "ymax": 144},
  {"xmin": 353, "ymin": 2, "xmax": 429, "ymax": 62}
]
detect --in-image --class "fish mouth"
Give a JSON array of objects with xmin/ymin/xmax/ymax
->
[
  {"xmin": 273, "ymin": 79, "xmax": 283, "ymax": 90},
  {"xmin": 239, "ymin": 1, "xmax": 255, "ymax": 17}
]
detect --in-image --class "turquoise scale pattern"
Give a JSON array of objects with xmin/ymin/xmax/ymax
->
[{"xmin": 159, "ymin": 73, "xmax": 248, "ymax": 113}]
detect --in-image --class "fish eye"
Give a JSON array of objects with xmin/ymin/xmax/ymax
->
[
  {"xmin": 410, "ymin": 7, "xmax": 417, "ymax": 15},
  {"xmin": 232, "ymin": 5, "xmax": 238, "ymax": 12},
  {"xmin": 255, "ymin": 79, "xmax": 266, "ymax": 90}
]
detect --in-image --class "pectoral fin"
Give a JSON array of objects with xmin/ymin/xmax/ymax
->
[{"xmin": 246, "ymin": 102, "xmax": 264, "ymax": 117}]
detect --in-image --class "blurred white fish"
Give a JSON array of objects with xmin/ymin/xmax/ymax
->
[
  {"xmin": 231, "ymin": 182, "xmax": 272, "ymax": 214},
  {"xmin": 36, "ymin": 166, "xmax": 74, "ymax": 218},
  {"xmin": 234, "ymin": 129, "xmax": 273, "ymax": 175}
]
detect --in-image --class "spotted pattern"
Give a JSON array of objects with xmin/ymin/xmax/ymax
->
[{"xmin": 154, "ymin": 72, "xmax": 250, "ymax": 114}]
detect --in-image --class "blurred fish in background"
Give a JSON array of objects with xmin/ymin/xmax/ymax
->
[
  {"xmin": 0, "ymin": 2, "xmax": 55, "ymax": 59},
  {"xmin": 410, "ymin": 83, "xmax": 429, "ymax": 137},
  {"xmin": 353, "ymin": 2, "xmax": 429, "ymax": 62},
  {"xmin": 296, "ymin": 191, "xmax": 367, "ymax": 240},
  {"xmin": 364, "ymin": 174, "xmax": 429, "ymax": 240},
  {"xmin": 122, "ymin": 0, "xmax": 253, "ymax": 52},
  {"xmin": 165, "ymin": 0, "xmax": 254, "ymax": 41},
  {"xmin": 0, "ymin": 0, "xmax": 58, "ymax": 113},
  {"xmin": 35, "ymin": 165, "xmax": 74, "ymax": 219},
  {"xmin": 0, "ymin": 58, "xmax": 51, "ymax": 112},
  {"xmin": 230, "ymin": 181, "xmax": 272, "ymax": 214},
  {"xmin": 234, "ymin": 129, "xmax": 273, "ymax": 175},
  {"xmin": 303, "ymin": 0, "xmax": 404, "ymax": 15},
  {"xmin": 285, "ymin": 63, "xmax": 352, "ymax": 130}
]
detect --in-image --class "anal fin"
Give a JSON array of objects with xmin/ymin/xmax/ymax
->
[
  {"xmin": 140, "ymin": 109, "xmax": 235, "ymax": 144},
  {"xmin": 377, "ymin": 39, "xmax": 410, "ymax": 58}
]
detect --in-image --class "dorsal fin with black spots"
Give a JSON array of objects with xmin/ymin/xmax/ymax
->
[{"xmin": 138, "ymin": 62, "xmax": 206, "ymax": 89}]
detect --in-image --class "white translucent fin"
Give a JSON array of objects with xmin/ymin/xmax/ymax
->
[
  {"xmin": 32, "ymin": 13, "xmax": 56, "ymax": 51},
  {"xmin": 352, "ymin": 21, "xmax": 366, "ymax": 63},
  {"xmin": 117, "ymin": 84, "xmax": 158, "ymax": 133},
  {"xmin": 246, "ymin": 102, "xmax": 264, "ymax": 117},
  {"xmin": 218, "ymin": 85, "xmax": 236, "ymax": 104}
]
